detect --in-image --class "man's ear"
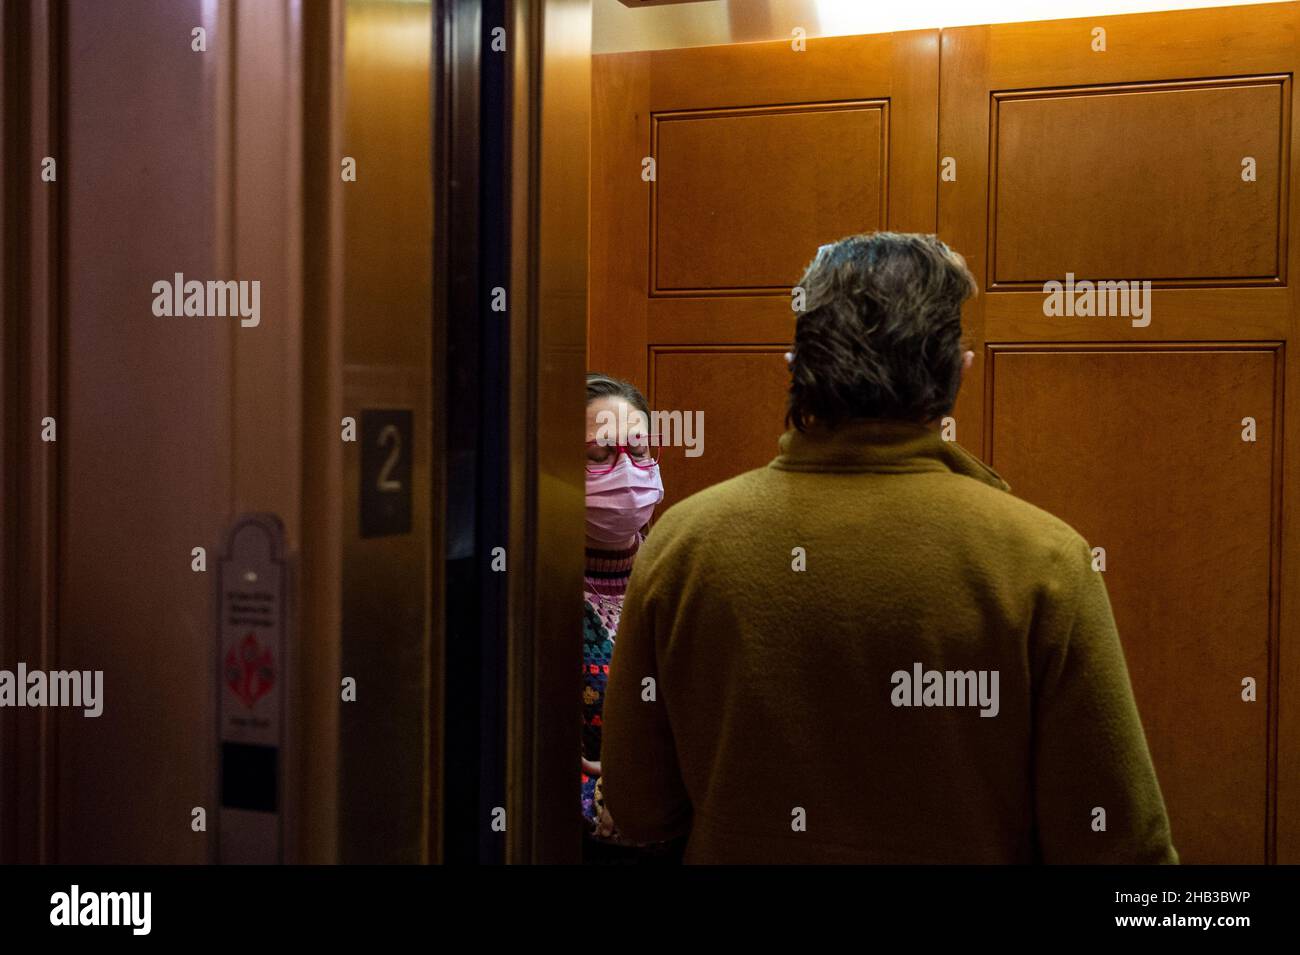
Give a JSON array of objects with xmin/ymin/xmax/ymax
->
[{"xmin": 961, "ymin": 350, "xmax": 975, "ymax": 374}]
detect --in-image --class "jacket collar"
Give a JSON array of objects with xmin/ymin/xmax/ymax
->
[{"xmin": 770, "ymin": 418, "xmax": 1010, "ymax": 492}]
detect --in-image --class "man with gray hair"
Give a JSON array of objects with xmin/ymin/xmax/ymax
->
[{"xmin": 601, "ymin": 231, "xmax": 1177, "ymax": 864}]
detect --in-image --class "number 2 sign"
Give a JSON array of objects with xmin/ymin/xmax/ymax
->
[{"xmin": 360, "ymin": 409, "xmax": 413, "ymax": 538}]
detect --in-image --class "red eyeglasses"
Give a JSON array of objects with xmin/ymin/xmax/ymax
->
[{"xmin": 585, "ymin": 438, "xmax": 662, "ymax": 474}]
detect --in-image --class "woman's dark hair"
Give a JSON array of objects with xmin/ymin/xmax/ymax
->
[
  {"xmin": 586, "ymin": 372, "xmax": 649, "ymax": 417},
  {"xmin": 787, "ymin": 231, "xmax": 977, "ymax": 430}
]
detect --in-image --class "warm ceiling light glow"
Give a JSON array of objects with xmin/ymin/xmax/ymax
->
[
  {"xmin": 595, "ymin": 0, "xmax": 1295, "ymax": 54},
  {"xmin": 814, "ymin": 0, "xmax": 1288, "ymax": 33}
]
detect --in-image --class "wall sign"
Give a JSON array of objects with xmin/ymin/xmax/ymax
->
[
  {"xmin": 361, "ymin": 408, "xmax": 413, "ymax": 538},
  {"xmin": 217, "ymin": 513, "xmax": 287, "ymax": 864}
]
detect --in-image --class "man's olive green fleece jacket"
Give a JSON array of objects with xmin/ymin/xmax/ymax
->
[{"xmin": 600, "ymin": 418, "xmax": 1178, "ymax": 864}]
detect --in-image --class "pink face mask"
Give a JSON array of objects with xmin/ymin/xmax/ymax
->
[{"xmin": 585, "ymin": 457, "xmax": 664, "ymax": 546}]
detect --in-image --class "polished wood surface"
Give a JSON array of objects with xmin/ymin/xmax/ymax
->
[
  {"xmin": 591, "ymin": 29, "xmax": 941, "ymax": 512},
  {"xmin": 989, "ymin": 344, "xmax": 1278, "ymax": 864},
  {"xmin": 591, "ymin": 1, "xmax": 1300, "ymax": 863},
  {"xmin": 991, "ymin": 78, "xmax": 1285, "ymax": 286},
  {"xmin": 943, "ymin": 2, "xmax": 1300, "ymax": 864},
  {"xmin": 650, "ymin": 346, "xmax": 789, "ymax": 511},
  {"xmin": 654, "ymin": 102, "xmax": 886, "ymax": 292}
]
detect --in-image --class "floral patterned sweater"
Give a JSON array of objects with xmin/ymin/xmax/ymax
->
[{"xmin": 581, "ymin": 538, "xmax": 639, "ymax": 836}]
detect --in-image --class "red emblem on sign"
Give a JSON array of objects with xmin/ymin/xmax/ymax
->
[{"xmin": 225, "ymin": 631, "xmax": 275, "ymax": 708}]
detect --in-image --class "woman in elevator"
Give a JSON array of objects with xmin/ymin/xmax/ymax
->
[{"xmin": 581, "ymin": 373, "xmax": 678, "ymax": 863}]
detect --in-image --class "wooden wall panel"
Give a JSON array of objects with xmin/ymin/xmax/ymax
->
[
  {"xmin": 649, "ymin": 347, "xmax": 788, "ymax": 512},
  {"xmin": 989, "ymin": 345, "xmax": 1279, "ymax": 864},
  {"xmin": 653, "ymin": 102, "xmax": 886, "ymax": 292},
  {"xmin": 991, "ymin": 78, "xmax": 1287, "ymax": 287},
  {"xmin": 941, "ymin": 3, "xmax": 1300, "ymax": 388},
  {"xmin": 593, "ymin": 1, "xmax": 1300, "ymax": 865},
  {"xmin": 942, "ymin": 2, "xmax": 1300, "ymax": 863},
  {"xmin": 591, "ymin": 29, "xmax": 940, "ymax": 499}
]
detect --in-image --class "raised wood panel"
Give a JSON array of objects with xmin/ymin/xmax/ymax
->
[
  {"xmin": 981, "ymin": 287, "xmax": 1291, "ymax": 344},
  {"xmin": 991, "ymin": 77, "xmax": 1287, "ymax": 287},
  {"xmin": 646, "ymin": 295, "xmax": 803, "ymax": 345},
  {"xmin": 940, "ymin": 2, "xmax": 1300, "ymax": 458},
  {"xmin": 592, "ymin": 28, "xmax": 940, "ymax": 509},
  {"xmin": 988, "ymin": 345, "xmax": 1279, "ymax": 864},
  {"xmin": 649, "ymin": 347, "xmax": 789, "ymax": 513},
  {"xmin": 592, "ymin": 30, "xmax": 940, "ymax": 390},
  {"xmin": 653, "ymin": 102, "xmax": 886, "ymax": 293}
]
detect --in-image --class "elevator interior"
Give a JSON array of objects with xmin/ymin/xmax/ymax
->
[{"xmin": 1, "ymin": 0, "xmax": 1298, "ymax": 867}]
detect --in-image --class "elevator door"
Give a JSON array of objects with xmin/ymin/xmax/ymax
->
[{"xmin": 589, "ymin": 31, "xmax": 941, "ymax": 513}]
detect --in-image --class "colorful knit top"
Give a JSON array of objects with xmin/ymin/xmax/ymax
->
[{"xmin": 581, "ymin": 537, "xmax": 639, "ymax": 830}]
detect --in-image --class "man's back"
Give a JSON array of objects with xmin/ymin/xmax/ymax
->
[{"xmin": 600, "ymin": 419, "xmax": 1178, "ymax": 864}]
